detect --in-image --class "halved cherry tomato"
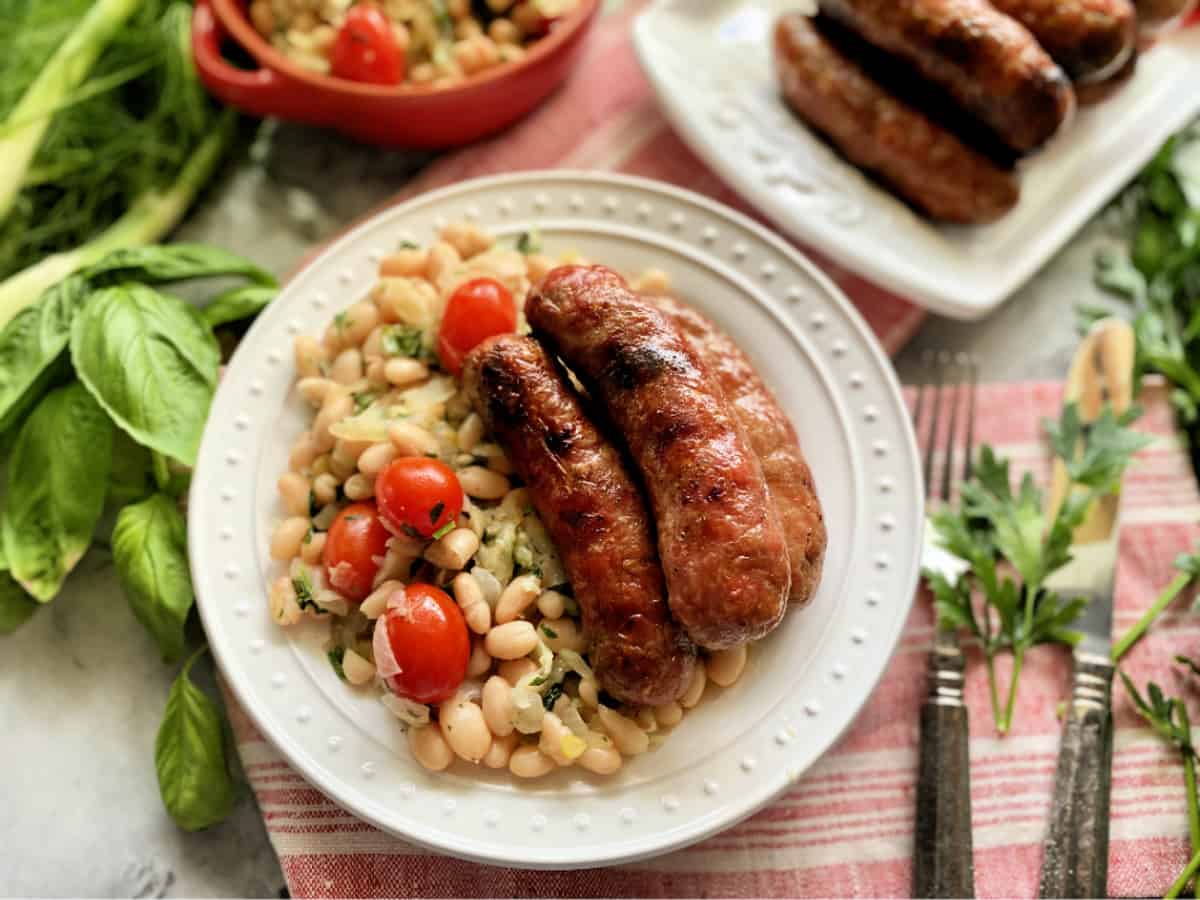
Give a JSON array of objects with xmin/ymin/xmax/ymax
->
[
  {"xmin": 330, "ymin": 5, "xmax": 405, "ymax": 85},
  {"xmin": 380, "ymin": 583, "xmax": 469, "ymax": 703},
  {"xmin": 375, "ymin": 457, "xmax": 463, "ymax": 539},
  {"xmin": 322, "ymin": 501, "xmax": 391, "ymax": 601},
  {"xmin": 436, "ymin": 278, "xmax": 517, "ymax": 375}
]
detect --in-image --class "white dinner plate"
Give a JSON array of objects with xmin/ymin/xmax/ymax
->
[
  {"xmin": 189, "ymin": 171, "xmax": 923, "ymax": 868},
  {"xmin": 633, "ymin": 1, "xmax": 1200, "ymax": 320}
]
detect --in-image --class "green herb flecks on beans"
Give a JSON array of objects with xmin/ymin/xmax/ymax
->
[
  {"xmin": 155, "ymin": 645, "xmax": 237, "ymax": 832},
  {"xmin": 1, "ymin": 381, "xmax": 112, "ymax": 601}
]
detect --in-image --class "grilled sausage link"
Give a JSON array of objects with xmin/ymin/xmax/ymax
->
[
  {"xmin": 986, "ymin": 0, "xmax": 1137, "ymax": 83},
  {"xmin": 818, "ymin": 0, "xmax": 1075, "ymax": 153},
  {"xmin": 462, "ymin": 334, "xmax": 696, "ymax": 705},
  {"xmin": 527, "ymin": 265, "xmax": 791, "ymax": 650},
  {"xmin": 646, "ymin": 294, "xmax": 827, "ymax": 607},
  {"xmin": 774, "ymin": 13, "xmax": 1019, "ymax": 224}
]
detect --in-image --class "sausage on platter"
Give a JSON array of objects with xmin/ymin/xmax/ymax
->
[
  {"xmin": 527, "ymin": 265, "xmax": 792, "ymax": 651},
  {"xmin": 462, "ymin": 333, "xmax": 696, "ymax": 705}
]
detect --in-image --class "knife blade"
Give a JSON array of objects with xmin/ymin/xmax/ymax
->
[{"xmin": 1037, "ymin": 317, "xmax": 1135, "ymax": 899}]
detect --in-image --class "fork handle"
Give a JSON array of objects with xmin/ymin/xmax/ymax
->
[
  {"xmin": 1038, "ymin": 654, "xmax": 1115, "ymax": 899},
  {"xmin": 913, "ymin": 631, "xmax": 976, "ymax": 899}
]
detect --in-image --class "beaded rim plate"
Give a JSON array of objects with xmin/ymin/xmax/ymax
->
[{"xmin": 189, "ymin": 171, "xmax": 923, "ymax": 868}]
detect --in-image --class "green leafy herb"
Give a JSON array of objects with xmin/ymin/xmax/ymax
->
[
  {"xmin": 353, "ymin": 391, "xmax": 376, "ymax": 414},
  {"xmin": 333, "ymin": 311, "xmax": 351, "ymax": 337},
  {"xmin": 541, "ymin": 624, "xmax": 559, "ymax": 639},
  {"xmin": 308, "ymin": 489, "xmax": 320, "ymax": 518},
  {"xmin": 516, "ymin": 230, "xmax": 542, "ymax": 255},
  {"xmin": 303, "ymin": 525, "xmax": 314, "ymax": 545},
  {"xmin": 70, "ymin": 283, "xmax": 219, "ymax": 465},
  {"xmin": 107, "ymin": 429, "xmax": 154, "ymax": 505},
  {"xmin": 431, "ymin": 521, "xmax": 455, "ymax": 540},
  {"xmin": 381, "ymin": 324, "xmax": 424, "ymax": 359},
  {"xmin": 1, "ymin": 381, "xmax": 113, "ymax": 600},
  {"xmin": 292, "ymin": 568, "xmax": 319, "ymax": 612},
  {"xmin": 1112, "ymin": 547, "xmax": 1200, "ymax": 661},
  {"xmin": 112, "ymin": 493, "xmax": 194, "ymax": 663},
  {"xmin": 199, "ymin": 284, "xmax": 276, "ymax": 329},
  {"xmin": 82, "ymin": 243, "xmax": 275, "ymax": 288},
  {"xmin": 541, "ymin": 682, "xmax": 563, "ymax": 711},
  {"xmin": 328, "ymin": 646, "xmax": 346, "ymax": 681},
  {"xmin": 155, "ymin": 645, "xmax": 236, "ymax": 831},
  {"xmin": 930, "ymin": 402, "xmax": 1148, "ymax": 733},
  {"xmin": 0, "ymin": 572, "xmax": 39, "ymax": 634}
]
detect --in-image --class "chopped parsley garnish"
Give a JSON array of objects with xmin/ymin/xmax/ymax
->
[
  {"xmin": 516, "ymin": 229, "xmax": 542, "ymax": 255},
  {"xmin": 429, "ymin": 501, "xmax": 445, "ymax": 525},
  {"xmin": 308, "ymin": 490, "xmax": 319, "ymax": 517},
  {"xmin": 292, "ymin": 570, "xmax": 319, "ymax": 612},
  {"xmin": 303, "ymin": 525, "xmax": 314, "ymax": 545},
  {"xmin": 328, "ymin": 646, "xmax": 346, "ymax": 681},
  {"xmin": 333, "ymin": 311, "xmax": 351, "ymax": 336},
  {"xmin": 541, "ymin": 682, "xmax": 563, "ymax": 711},
  {"xmin": 397, "ymin": 240, "xmax": 419, "ymax": 250},
  {"xmin": 381, "ymin": 325, "xmax": 425, "ymax": 359},
  {"xmin": 353, "ymin": 391, "xmax": 376, "ymax": 413},
  {"xmin": 431, "ymin": 521, "xmax": 455, "ymax": 540},
  {"xmin": 540, "ymin": 624, "xmax": 558, "ymax": 639},
  {"xmin": 528, "ymin": 674, "xmax": 547, "ymax": 687}
]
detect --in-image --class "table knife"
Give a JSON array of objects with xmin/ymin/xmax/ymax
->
[{"xmin": 1037, "ymin": 318, "xmax": 1136, "ymax": 899}]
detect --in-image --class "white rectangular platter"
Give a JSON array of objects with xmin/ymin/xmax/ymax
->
[{"xmin": 633, "ymin": 0, "xmax": 1200, "ymax": 320}]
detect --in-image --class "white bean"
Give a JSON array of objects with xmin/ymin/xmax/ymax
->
[
  {"xmin": 268, "ymin": 575, "xmax": 301, "ymax": 625},
  {"xmin": 440, "ymin": 222, "xmax": 494, "ymax": 258},
  {"xmin": 536, "ymin": 589, "xmax": 567, "ymax": 620},
  {"xmin": 487, "ymin": 453, "xmax": 515, "ymax": 476},
  {"xmin": 707, "ymin": 644, "xmax": 747, "ymax": 687},
  {"xmin": 379, "ymin": 248, "xmax": 428, "ymax": 278},
  {"xmin": 680, "ymin": 659, "xmax": 707, "ymax": 708},
  {"xmin": 362, "ymin": 324, "xmax": 387, "ymax": 360},
  {"xmin": 373, "ymin": 276, "xmax": 437, "ymax": 325},
  {"xmin": 313, "ymin": 392, "xmax": 353, "ymax": 451},
  {"xmin": 497, "ymin": 486, "xmax": 530, "ymax": 517},
  {"xmin": 329, "ymin": 448, "xmax": 358, "ymax": 480},
  {"xmin": 342, "ymin": 648, "xmax": 376, "ymax": 685},
  {"xmin": 277, "ymin": 472, "xmax": 310, "ymax": 516},
  {"xmin": 408, "ymin": 724, "xmax": 453, "ymax": 772},
  {"xmin": 340, "ymin": 301, "xmax": 379, "ymax": 347},
  {"xmin": 539, "ymin": 712, "xmax": 586, "ymax": 765},
  {"xmin": 343, "ymin": 472, "xmax": 375, "ymax": 500},
  {"xmin": 498, "ymin": 658, "xmax": 538, "ymax": 685},
  {"xmin": 482, "ymin": 731, "xmax": 518, "ymax": 769},
  {"xmin": 467, "ymin": 639, "xmax": 493, "ymax": 678},
  {"xmin": 452, "ymin": 572, "xmax": 491, "ymax": 635},
  {"xmin": 310, "ymin": 453, "xmax": 331, "ymax": 477},
  {"xmin": 357, "ymin": 441, "xmax": 397, "ymax": 477},
  {"xmin": 312, "ymin": 472, "xmax": 338, "ymax": 507},
  {"xmin": 578, "ymin": 738, "xmax": 622, "ymax": 775},
  {"xmin": 389, "ymin": 422, "xmax": 439, "ymax": 457},
  {"xmin": 508, "ymin": 744, "xmax": 554, "ymax": 778},
  {"xmin": 635, "ymin": 707, "xmax": 658, "ymax": 733},
  {"xmin": 424, "ymin": 528, "xmax": 479, "ymax": 571},
  {"xmin": 456, "ymin": 413, "xmax": 484, "ymax": 452},
  {"xmin": 297, "ymin": 376, "xmax": 334, "ymax": 407},
  {"xmin": 539, "ymin": 617, "xmax": 587, "ymax": 653},
  {"xmin": 330, "ymin": 348, "xmax": 364, "ymax": 385},
  {"xmin": 631, "ymin": 268, "xmax": 671, "ymax": 295},
  {"xmin": 597, "ymin": 706, "xmax": 649, "ymax": 756},
  {"xmin": 481, "ymin": 675, "xmax": 514, "ymax": 737},
  {"xmin": 289, "ymin": 431, "xmax": 320, "ymax": 472},
  {"xmin": 293, "ymin": 335, "xmax": 327, "ymax": 377},
  {"xmin": 365, "ymin": 358, "xmax": 387, "ymax": 388},
  {"xmin": 361, "ymin": 581, "xmax": 402, "ymax": 619},
  {"xmin": 495, "ymin": 574, "xmax": 541, "ymax": 624},
  {"xmin": 385, "ymin": 357, "xmax": 429, "ymax": 387},
  {"xmin": 270, "ymin": 517, "xmax": 309, "ymax": 561},
  {"xmin": 457, "ymin": 466, "xmax": 509, "ymax": 500},
  {"xmin": 655, "ymin": 701, "xmax": 683, "ymax": 728},
  {"xmin": 578, "ymin": 678, "xmax": 599, "ymax": 708},
  {"xmin": 438, "ymin": 697, "xmax": 492, "ymax": 763},
  {"xmin": 300, "ymin": 531, "xmax": 326, "ymax": 564},
  {"xmin": 425, "ymin": 240, "xmax": 461, "ymax": 286},
  {"xmin": 485, "ymin": 621, "xmax": 538, "ymax": 660}
]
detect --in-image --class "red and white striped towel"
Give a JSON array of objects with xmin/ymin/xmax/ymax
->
[{"xmin": 225, "ymin": 379, "xmax": 1200, "ymax": 898}]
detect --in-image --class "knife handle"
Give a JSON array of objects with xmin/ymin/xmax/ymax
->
[
  {"xmin": 913, "ymin": 633, "xmax": 976, "ymax": 899},
  {"xmin": 1038, "ymin": 653, "xmax": 1115, "ymax": 899}
]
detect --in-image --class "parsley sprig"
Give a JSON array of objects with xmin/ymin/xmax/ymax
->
[
  {"xmin": 1113, "ymin": 548, "xmax": 1200, "ymax": 662},
  {"xmin": 927, "ymin": 403, "xmax": 1149, "ymax": 733}
]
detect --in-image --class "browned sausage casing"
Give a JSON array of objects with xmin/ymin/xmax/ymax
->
[
  {"xmin": 527, "ymin": 265, "xmax": 791, "ymax": 651},
  {"xmin": 774, "ymin": 14, "xmax": 1019, "ymax": 224},
  {"xmin": 986, "ymin": 0, "xmax": 1137, "ymax": 83},
  {"xmin": 818, "ymin": 0, "xmax": 1075, "ymax": 153},
  {"xmin": 462, "ymin": 334, "xmax": 696, "ymax": 705},
  {"xmin": 646, "ymin": 294, "xmax": 827, "ymax": 607}
]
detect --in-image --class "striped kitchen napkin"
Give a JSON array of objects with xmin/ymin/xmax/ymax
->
[{"xmin": 225, "ymin": 378, "xmax": 1200, "ymax": 898}]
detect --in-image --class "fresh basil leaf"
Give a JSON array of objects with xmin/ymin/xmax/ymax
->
[
  {"xmin": 200, "ymin": 284, "xmax": 276, "ymax": 329},
  {"xmin": 71, "ymin": 284, "xmax": 219, "ymax": 466},
  {"xmin": 113, "ymin": 493, "xmax": 194, "ymax": 662},
  {"xmin": 108, "ymin": 430, "xmax": 155, "ymax": 507},
  {"xmin": 0, "ymin": 572, "xmax": 38, "ymax": 634},
  {"xmin": 0, "ymin": 274, "xmax": 90, "ymax": 434},
  {"xmin": 156, "ymin": 647, "xmax": 236, "ymax": 831},
  {"xmin": 85, "ymin": 244, "xmax": 276, "ymax": 288},
  {"xmin": 1, "ymin": 382, "xmax": 113, "ymax": 601}
]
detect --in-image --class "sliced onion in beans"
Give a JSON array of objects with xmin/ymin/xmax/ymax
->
[
  {"xmin": 373, "ymin": 612, "xmax": 402, "ymax": 679},
  {"xmin": 556, "ymin": 649, "xmax": 595, "ymax": 683},
  {"xmin": 510, "ymin": 686, "xmax": 546, "ymax": 734},
  {"xmin": 553, "ymin": 695, "xmax": 589, "ymax": 738},
  {"xmin": 331, "ymin": 377, "xmax": 457, "ymax": 442},
  {"xmin": 471, "ymin": 567, "xmax": 502, "ymax": 607},
  {"xmin": 380, "ymin": 693, "xmax": 430, "ymax": 727}
]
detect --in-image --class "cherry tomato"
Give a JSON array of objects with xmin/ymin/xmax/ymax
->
[
  {"xmin": 329, "ymin": 5, "xmax": 405, "ymax": 85},
  {"xmin": 380, "ymin": 583, "xmax": 469, "ymax": 703},
  {"xmin": 436, "ymin": 278, "xmax": 517, "ymax": 375},
  {"xmin": 375, "ymin": 457, "xmax": 463, "ymax": 539},
  {"xmin": 322, "ymin": 501, "xmax": 391, "ymax": 601}
]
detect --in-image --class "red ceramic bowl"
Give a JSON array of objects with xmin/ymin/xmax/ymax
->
[{"xmin": 192, "ymin": 0, "xmax": 601, "ymax": 148}]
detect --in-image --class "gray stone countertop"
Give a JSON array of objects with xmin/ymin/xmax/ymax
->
[{"xmin": 0, "ymin": 123, "xmax": 1129, "ymax": 898}]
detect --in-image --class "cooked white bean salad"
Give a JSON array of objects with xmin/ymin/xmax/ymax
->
[{"xmin": 270, "ymin": 223, "xmax": 747, "ymax": 778}]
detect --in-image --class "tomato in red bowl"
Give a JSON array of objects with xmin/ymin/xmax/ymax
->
[{"xmin": 191, "ymin": 0, "xmax": 601, "ymax": 148}]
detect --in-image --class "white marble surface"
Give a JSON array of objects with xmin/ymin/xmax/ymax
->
[{"xmin": 0, "ymin": 121, "xmax": 1128, "ymax": 898}]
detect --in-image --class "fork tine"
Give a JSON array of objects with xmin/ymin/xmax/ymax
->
[
  {"xmin": 939, "ymin": 365, "xmax": 961, "ymax": 504},
  {"xmin": 922, "ymin": 355, "xmax": 946, "ymax": 499},
  {"xmin": 962, "ymin": 354, "xmax": 978, "ymax": 483}
]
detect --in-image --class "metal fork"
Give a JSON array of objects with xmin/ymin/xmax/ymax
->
[{"xmin": 911, "ymin": 351, "xmax": 978, "ymax": 899}]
